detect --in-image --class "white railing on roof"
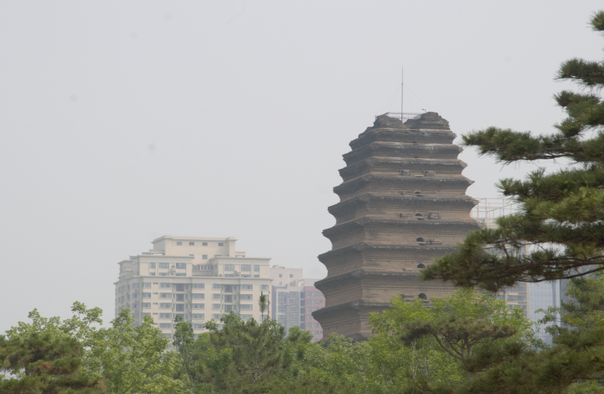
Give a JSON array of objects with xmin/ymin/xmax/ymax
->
[{"xmin": 471, "ymin": 197, "xmax": 520, "ymax": 225}]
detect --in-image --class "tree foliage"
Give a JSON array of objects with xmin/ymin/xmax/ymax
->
[
  {"xmin": 460, "ymin": 274, "xmax": 604, "ymax": 394},
  {"xmin": 423, "ymin": 10, "xmax": 604, "ymax": 292},
  {"xmin": 0, "ymin": 303, "xmax": 183, "ymax": 394},
  {"xmin": 177, "ymin": 312, "xmax": 313, "ymax": 393},
  {"xmin": 0, "ymin": 309, "xmax": 105, "ymax": 394},
  {"xmin": 370, "ymin": 290, "xmax": 532, "ymax": 393}
]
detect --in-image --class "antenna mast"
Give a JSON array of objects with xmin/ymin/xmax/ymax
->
[{"xmin": 401, "ymin": 67, "xmax": 404, "ymax": 122}]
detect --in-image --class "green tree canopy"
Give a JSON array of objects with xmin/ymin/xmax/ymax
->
[
  {"xmin": 181, "ymin": 312, "xmax": 313, "ymax": 393},
  {"xmin": 423, "ymin": 10, "xmax": 604, "ymax": 292},
  {"xmin": 0, "ymin": 308, "xmax": 105, "ymax": 394},
  {"xmin": 370, "ymin": 290, "xmax": 533, "ymax": 393},
  {"xmin": 1, "ymin": 303, "xmax": 184, "ymax": 394},
  {"xmin": 462, "ymin": 274, "xmax": 604, "ymax": 394}
]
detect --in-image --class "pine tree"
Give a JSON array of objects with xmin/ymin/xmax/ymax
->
[
  {"xmin": 423, "ymin": 11, "xmax": 604, "ymax": 293},
  {"xmin": 0, "ymin": 310, "xmax": 105, "ymax": 394},
  {"xmin": 199, "ymin": 313, "xmax": 304, "ymax": 392},
  {"xmin": 462, "ymin": 274, "xmax": 604, "ymax": 393}
]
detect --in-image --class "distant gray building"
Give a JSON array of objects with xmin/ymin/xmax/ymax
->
[
  {"xmin": 270, "ymin": 266, "xmax": 325, "ymax": 341},
  {"xmin": 472, "ymin": 198, "xmax": 561, "ymax": 343},
  {"xmin": 529, "ymin": 281, "xmax": 561, "ymax": 344}
]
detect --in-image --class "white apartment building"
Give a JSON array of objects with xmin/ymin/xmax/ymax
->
[{"xmin": 115, "ymin": 235, "xmax": 272, "ymax": 338}]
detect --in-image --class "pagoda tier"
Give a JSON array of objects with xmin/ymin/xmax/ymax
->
[{"xmin": 313, "ymin": 112, "xmax": 480, "ymax": 340}]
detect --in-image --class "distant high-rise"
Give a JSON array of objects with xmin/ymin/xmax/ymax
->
[
  {"xmin": 115, "ymin": 236, "xmax": 272, "ymax": 338},
  {"xmin": 270, "ymin": 265, "xmax": 325, "ymax": 341},
  {"xmin": 313, "ymin": 112, "xmax": 479, "ymax": 340}
]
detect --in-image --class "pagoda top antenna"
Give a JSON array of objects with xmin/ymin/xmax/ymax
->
[{"xmin": 401, "ymin": 67, "xmax": 404, "ymax": 122}]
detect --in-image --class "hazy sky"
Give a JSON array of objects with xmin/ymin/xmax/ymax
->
[{"xmin": 1, "ymin": 1, "xmax": 602, "ymax": 332}]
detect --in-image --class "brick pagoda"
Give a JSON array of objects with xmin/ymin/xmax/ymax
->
[{"xmin": 312, "ymin": 112, "xmax": 479, "ymax": 340}]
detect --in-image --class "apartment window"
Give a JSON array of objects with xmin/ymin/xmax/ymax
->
[
  {"xmin": 212, "ymin": 314, "xmax": 221, "ymax": 320},
  {"xmin": 132, "ymin": 294, "xmax": 138, "ymax": 299},
  {"xmin": 176, "ymin": 273, "xmax": 186, "ymax": 276},
  {"xmin": 159, "ymin": 313, "xmax": 172, "ymax": 319},
  {"xmin": 174, "ymin": 284, "xmax": 186, "ymax": 291},
  {"xmin": 278, "ymin": 305, "xmax": 287, "ymax": 313},
  {"xmin": 279, "ymin": 274, "xmax": 282, "ymax": 278},
  {"xmin": 190, "ymin": 294, "xmax": 204, "ymax": 300},
  {"xmin": 132, "ymin": 283, "xmax": 139, "ymax": 289},
  {"xmin": 202, "ymin": 242, "xmax": 207, "ymax": 246},
  {"xmin": 289, "ymin": 274, "xmax": 293, "ymax": 278},
  {"xmin": 240, "ymin": 314, "xmax": 252, "ymax": 320},
  {"xmin": 212, "ymin": 284, "xmax": 221, "ymax": 290},
  {"xmin": 142, "ymin": 292, "xmax": 151, "ymax": 298},
  {"xmin": 192, "ymin": 313, "xmax": 204, "ymax": 319},
  {"xmin": 176, "ymin": 263, "xmax": 186, "ymax": 269},
  {"xmin": 159, "ymin": 323, "xmax": 172, "ymax": 329},
  {"xmin": 142, "ymin": 303, "xmax": 151, "ymax": 308},
  {"xmin": 132, "ymin": 303, "xmax": 139, "ymax": 309},
  {"xmin": 175, "ymin": 294, "xmax": 185, "ymax": 302},
  {"xmin": 212, "ymin": 304, "xmax": 221, "ymax": 310},
  {"xmin": 193, "ymin": 324, "xmax": 204, "ymax": 329},
  {"xmin": 202, "ymin": 255, "xmax": 208, "ymax": 260},
  {"xmin": 261, "ymin": 285, "xmax": 269, "ymax": 291},
  {"xmin": 177, "ymin": 241, "xmax": 182, "ymax": 245},
  {"xmin": 241, "ymin": 285, "xmax": 253, "ymax": 290},
  {"xmin": 254, "ymin": 265, "xmax": 260, "ymax": 272},
  {"xmin": 241, "ymin": 264, "xmax": 251, "ymax": 272},
  {"xmin": 159, "ymin": 303, "xmax": 172, "ymax": 309},
  {"xmin": 143, "ymin": 282, "xmax": 152, "ymax": 288},
  {"xmin": 163, "ymin": 333, "xmax": 172, "ymax": 339},
  {"xmin": 189, "ymin": 241, "xmax": 194, "ymax": 246},
  {"xmin": 192, "ymin": 303, "xmax": 205, "ymax": 309},
  {"xmin": 159, "ymin": 263, "xmax": 169, "ymax": 269},
  {"xmin": 149, "ymin": 263, "xmax": 156, "ymax": 269},
  {"xmin": 240, "ymin": 294, "xmax": 252, "ymax": 300},
  {"xmin": 239, "ymin": 304, "xmax": 253, "ymax": 310},
  {"xmin": 212, "ymin": 294, "xmax": 222, "ymax": 300},
  {"xmin": 218, "ymin": 242, "xmax": 224, "ymax": 246},
  {"xmin": 175, "ymin": 304, "xmax": 185, "ymax": 312}
]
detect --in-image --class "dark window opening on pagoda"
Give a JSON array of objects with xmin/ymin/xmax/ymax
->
[
  {"xmin": 417, "ymin": 263, "xmax": 426, "ymax": 269},
  {"xmin": 418, "ymin": 293, "xmax": 428, "ymax": 300}
]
